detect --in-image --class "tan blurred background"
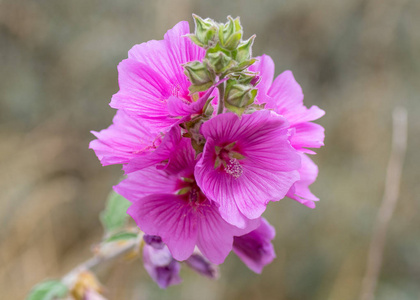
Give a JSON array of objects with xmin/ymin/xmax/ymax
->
[{"xmin": 1, "ymin": 0, "xmax": 419, "ymax": 299}]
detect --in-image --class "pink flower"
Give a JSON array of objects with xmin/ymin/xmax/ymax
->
[
  {"xmin": 89, "ymin": 109, "xmax": 160, "ymax": 166},
  {"xmin": 109, "ymin": 21, "xmax": 207, "ymax": 133},
  {"xmin": 195, "ymin": 110, "xmax": 301, "ymax": 228},
  {"xmin": 116, "ymin": 138, "xmax": 259, "ymax": 264},
  {"xmin": 233, "ymin": 218, "xmax": 276, "ymax": 273},
  {"xmin": 249, "ymin": 55, "xmax": 325, "ymax": 208}
]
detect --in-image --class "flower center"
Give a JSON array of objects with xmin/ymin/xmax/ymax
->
[
  {"xmin": 214, "ymin": 142, "xmax": 244, "ymax": 179},
  {"xmin": 224, "ymin": 158, "xmax": 243, "ymax": 178},
  {"xmin": 176, "ymin": 176, "xmax": 207, "ymax": 206}
]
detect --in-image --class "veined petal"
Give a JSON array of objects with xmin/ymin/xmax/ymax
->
[
  {"xmin": 110, "ymin": 59, "xmax": 172, "ymax": 120},
  {"xmin": 267, "ymin": 70, "xmax": 304, "ymax": 117},
  {"xmin": 163, "ymin": 21, "xmax": 206, "ymax": 86},
  {"xmin": 267, "ymin": 70, "xmax": 325, "ymax": 126},
  {"xmin": 290, "ymin": 122, "xmax": 325, "ymax": 151},
  {"xmin": 124, "ymin": 126, "xmax": 182, "ymax": 173},
  {"xmin": 287, "ymin": 153, "xmax": 319, "ymax": 208},
  {"xmin": 248, "ymin": 54, "xmax": 275, "ymax": 100},
  {"xmin": 114, "ymin": 167, "xmax": 176, "ymax": 202},
  {"xmin": 128, "ymin": 194, "xmax": 198, "ymax": 261},
  {"xmin": 196, "ymin": 204, "xmax": 260, "ymax": 264},
  {"xmin": 89, "ymin": 110, "xmax": 159, "ymax": 166}
]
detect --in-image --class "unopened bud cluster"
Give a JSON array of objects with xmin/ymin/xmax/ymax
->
[{"xmin": 183, "ymin": 15, "xmax": 259, "ymax": 114}]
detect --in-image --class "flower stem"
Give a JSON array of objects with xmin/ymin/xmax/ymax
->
[
  {"xmin": 62, "ymin": 238, "xmax": 139, "ymax": 288},
  {"xmin": 217, "ymin": 77, "xmax": 225, "ymax": 115}
]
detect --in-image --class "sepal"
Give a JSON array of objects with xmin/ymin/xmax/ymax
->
[
  {"xmin": 190, "ymin": 14, "xmax": 219, "ymax": 48},
  {"xmin": 218, "ymin": 16, "xmax": 242, "ymax": 50},
  {"xmin": 183, "ymin": 60, "xmax": 215, "ymax": 93}
]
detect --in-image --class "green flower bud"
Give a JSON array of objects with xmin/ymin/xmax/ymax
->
[
  {"xmin": 225, "ymin": 79, "xmax": 257, "ymax": 109},
  {"xmin": 206, "ymin": 51, "xmax": 235, "ymax": 74},
  {"xmin": 233, "ymin": 35, "xmax": 255, "ymax": 63},
  {"xmin": 229, "ymin": 72, "xmax": 259, "ymax": 85},
  {"xmin": 190, "ymin": 14, "xmax": 219, "ymax": 48},
  {"xmin": 219, "ymin": 16, "xmax": 242, "ymax": 50},
  {"xmin": 183, "ymin": 61, "xmax": 214, "ymax": 93}
]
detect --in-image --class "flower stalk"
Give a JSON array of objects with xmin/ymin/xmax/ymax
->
[{"xmin": 217, "ymin": 77, "xmax": 225, "ymax": 115}]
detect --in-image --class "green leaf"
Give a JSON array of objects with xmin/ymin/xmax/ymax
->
[
  {"xmin": 27, "ymin": 280, "xmax": 68, "ymax": 300},
  {"xmin": 188, "ymin": 81, "xmax": 214, "ymax": 93},
  {"xmin": 105, "ymin": 231, "xmax": 138, "ymax": 242},
  {"xmin": 100, "ymin": 190, "xmax": 131, "ymax": 233}
]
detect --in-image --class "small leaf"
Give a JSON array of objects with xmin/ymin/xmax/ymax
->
[
  {"xmin": 27, "ymin": 280, "xmax": 68, "ymax": 300},
  {"xmin": 188, "ymin": 81, "xmax": 213, "ymax": 93},
  {"xmin": 100, "ymin": 190, "xmax": 131, "ymax": 233},
  {"xmin": 105, "ymin": 231, "xmax": 138, "ymax": 242}
]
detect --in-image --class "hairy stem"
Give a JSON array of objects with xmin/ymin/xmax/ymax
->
[
  {"xmin": 62, "ymin": 238, "xmax": 139, "ymax": 288},
  {"xmin": 217, "ymin": 78, "xmax": 225, "ymax": 115}
]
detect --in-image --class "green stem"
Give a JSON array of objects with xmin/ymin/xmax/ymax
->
[
  {"xmin": 61, "ymin": 237, "xmax": 140, "ymax": 288},
  {"xmin": 217, "ymin": 78, "xmax": 225, "ymax": 115}
]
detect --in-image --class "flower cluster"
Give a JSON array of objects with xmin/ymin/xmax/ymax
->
[{"xmin": 90, "ymin": 15, "xmax": 324, "ymax": 288}]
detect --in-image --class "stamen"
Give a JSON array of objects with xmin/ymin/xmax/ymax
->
[
  {"xmin": 225, "ymin": 158, "xmax": 243, "ymax": 179},
  {"xmin": 189, "ymin": 188, "xmax": 199, "ymax": 203}
]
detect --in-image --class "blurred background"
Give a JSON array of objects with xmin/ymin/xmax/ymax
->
[{"xmin": 1, "ymin": 0, "xmax": 419, "ymax": 299}]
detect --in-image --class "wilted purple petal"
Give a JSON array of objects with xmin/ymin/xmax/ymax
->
[
  {"xmin": 185, "ymin": 253, "xmax": 219, "ymax": 279},
  {"xmin": 233, "ymin": 218, "xmax": 276, "ymax": 273},
  {"xmin": 143, "ymin": 244, "xmax": 182, "ymax": 289}
]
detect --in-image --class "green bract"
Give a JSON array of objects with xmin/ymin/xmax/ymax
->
[
  {"xmin": 183, "ymin": 60, "xmax": 215, "ymax": 93},
  {"xmin": 100, "ymin": 190, "xmax": 131, "ymax": 233},
  {"xmin": 26, "ymin": 280, "xmax": 68, "ymax": 300},
  {"xmin": 186, "ymin": 15, "xmax": 260, "ymax": 116}
]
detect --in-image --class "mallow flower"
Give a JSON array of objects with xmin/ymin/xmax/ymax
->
[
  {"xmin": 249, "ymin": 55, "xmax": 325, "ymax": 208},
  {"xmin": 86, "ymin": 15, "xmax": 325, "ymax": 290},
  {"xmin": 195, "ymin": 109, "xmax": 301, "ymax": 228},
  {"xmin": 115, "ymin": 137, "xmax": 259, "ymax": 264}
]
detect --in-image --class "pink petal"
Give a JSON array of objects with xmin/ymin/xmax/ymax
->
[
  {"xmin": 290, "ymin": 122, "xmax": 325, "ymax": 151},
  {"xmin": 89, "ymin": 110, "xmax": 159, "ymax": 166},
  {"xmin": 110, "ymin": 60, "xmax": 176, "ymax": 128},
  {"xmin": 266, "ymin": 70, "xmax": 325, "ymax": 126},
  {"xmin": 163, "ymin": 21, "xmax": 206, "ymax": 85},
  {"xmin": 196, "ymin": 204, "xmax": 260, "ymax": 264},
  {"xmin": 287, "ymin": 153, "xmax": 319, "ymax": 208},
  {"xmin": 290, "ymin": 105, "xmax": 325, "ymax": 124},
  {"xmin": 248, "ymin": 54, "xmax": 275, "ymax": 102},
  {"xmin": 128, "ymin": 39, "xmax": 179, "ymax": 85},
  {"xmin": 128, "ymin": 21, "xmax": 204, "ymax": 89},
  {"xmin": 127, "ymin": 194, "xmax": 198, "ymax": 261},
  {"xmin": 114, "ymin": 167, "xmax": 176, "ymax": 202},
  {"xmin": 267, "ymin": 70, "xmax": 304, "ymax": 118},
  {"xmin": 124, "ymin": 126, "xmax": 182, "ymax": 173}
]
